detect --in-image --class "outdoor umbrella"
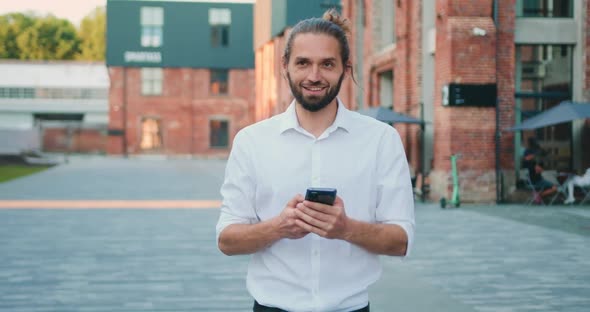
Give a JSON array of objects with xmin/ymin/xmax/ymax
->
[
  {"xmin": 357, "ymin": 106, "xmax": 425, "ymax": 124},
  {"xmin": 508, "ymin": 101, "xmax": 590, "ymax": 131}
]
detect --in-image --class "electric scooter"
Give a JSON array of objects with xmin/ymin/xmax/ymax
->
[{"xmin": 440, "ymin": 153, "xmax": 461, "ymax": 209}]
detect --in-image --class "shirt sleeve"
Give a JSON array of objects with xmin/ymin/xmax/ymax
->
[
  {"xmin": 374, "ymin": 127, "xmax": 416, "ymax": 258},
  {"xmin": 215, "ymin": 130, "xmax": 258, "ymax": 247}
]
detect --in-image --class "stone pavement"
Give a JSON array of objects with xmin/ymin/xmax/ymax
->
[
  {"xmin": 0, "ymin": 157, "xmax": 589, "ymax": 311},
  {"xmin": 0, "ymin": 155, "xmax": 226, "ymax": 200}
]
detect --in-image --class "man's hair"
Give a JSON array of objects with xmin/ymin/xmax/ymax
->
[{"xmin": 282, "ymin": 9, "xmax": 351, "ymax": 68}]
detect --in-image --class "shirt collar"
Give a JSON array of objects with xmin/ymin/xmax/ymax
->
[{"xmin": 279, "ymin": 98, "xmax": 353, "ymax": 134}]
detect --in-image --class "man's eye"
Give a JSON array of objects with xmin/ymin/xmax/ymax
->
[
  {"xmin": 323, "ymin": 62, "xmax": 334, "ymax": 68},
  {"xmin": 296, "ymin": 61, "xmax": 308, "ymax": 66}
]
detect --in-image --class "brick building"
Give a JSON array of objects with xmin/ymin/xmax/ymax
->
[
  {"xmin": 0, "ymin": 61, "xmax": 109, "ymax": 155},
  {"xmin": 106, "ymin": 0, "xmax": 255, "ymax": 156},
  {"xmin": 340, "ymin": 0, "xmax": 590, "ymax": 202}
]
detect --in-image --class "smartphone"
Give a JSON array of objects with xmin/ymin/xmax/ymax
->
[{"xmin": 305, "ymin": 187, "xmax": 337, "ymax": 205}]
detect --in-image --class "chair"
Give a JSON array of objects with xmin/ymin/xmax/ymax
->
[
  {"xmin": 580, "ymin": 185, "xmax": 590, "ymax": 205},
  {"xmin": 521, "ymin": 169, "xmax": 545, "ymax": 206},
  {"xmin": 549, "ymin": 174, "xmax": 572, "ymax": 205}
]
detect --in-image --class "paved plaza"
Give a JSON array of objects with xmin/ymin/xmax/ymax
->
[{"xmin": 0, "ymin": 157, "xmax": 589, "ymax": 311}]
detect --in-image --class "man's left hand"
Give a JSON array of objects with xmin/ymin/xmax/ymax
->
[{"xmin": 294, "ymin": 196, "xmax": 350, "ymax": 240}]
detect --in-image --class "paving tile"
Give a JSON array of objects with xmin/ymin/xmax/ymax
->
[{"xmin": 0, "ymin": 157, "xmax": 588, "ymax": 311}]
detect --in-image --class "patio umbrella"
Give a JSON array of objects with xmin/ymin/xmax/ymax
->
[
  {"xmin": 357, "ymin": 107, "xmax": 425, "ymax": 124},
  {"xmin": 508, "ymin": 101, "xmax": 590, "ymax": 131}
]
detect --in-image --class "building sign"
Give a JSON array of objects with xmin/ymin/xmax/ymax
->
[
  {"xmin": 124, "ymin": 51, "xmax": 162, "ymax": 64},
  {"xmin": 442, "ymin": 83, "xmax": 497, "ymax": 107}
]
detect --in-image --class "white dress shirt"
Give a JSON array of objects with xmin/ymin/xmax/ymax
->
[{"xmin": 216, "ymin": 99, "xmax": 415, "ymax": 312}]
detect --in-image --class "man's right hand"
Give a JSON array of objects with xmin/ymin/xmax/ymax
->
[{"xmin": 273, "ymin": 194, "xmax": 309, "ymax": 239}]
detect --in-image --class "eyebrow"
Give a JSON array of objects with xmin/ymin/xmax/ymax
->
[{"xmin": 293, "ymin": 57, "xmax": 338, "ymax": 63}]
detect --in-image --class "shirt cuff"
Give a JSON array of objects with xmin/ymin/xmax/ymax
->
[{"xmin": 215, "ymin": 212, "xmax": 257, "ymax": 248}]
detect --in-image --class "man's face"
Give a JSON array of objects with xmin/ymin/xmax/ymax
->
[{"xmin": 284, "ymin": 33, "xmax": 346, "ymax": 112}]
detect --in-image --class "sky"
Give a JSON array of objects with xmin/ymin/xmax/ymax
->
[{"xmin": 0, "ymin": 0, "xmax": 255, "ymax": 26}]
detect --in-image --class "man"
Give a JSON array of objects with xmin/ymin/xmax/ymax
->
[
  {"xmin": 522, "ymin": 138, "xmax": 556, "ymax": 204},
  {"xmin": 216, "ymin": 10, "xmax": 415, "ymax": 312},
  {"xmin": 563, "ymin": 168, "xmax": 590, "ymax": 204}
]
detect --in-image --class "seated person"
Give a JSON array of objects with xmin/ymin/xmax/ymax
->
[
  {"xmin": 564, "ymin": 168, "xmax": 590, "ymax": 204},
  {"xmin": 523, "ymin": 150, "xmax": 557, "ymax": 203}
]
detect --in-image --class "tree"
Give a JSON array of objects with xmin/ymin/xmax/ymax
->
[
  {"xmin": 16, "ymin": 15, "xmax": 80, "ymax": 60},
  {"xmin": 0, "ymin": 13, "xmax": 36, "ymax": 58},
  {"xmin": 76, "ymin": 6, "xmax": 106, "ymax": 61}
]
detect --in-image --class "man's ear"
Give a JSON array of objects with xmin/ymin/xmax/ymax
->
[{"xmin": 344, "ymin": 61, "xmax": 352, "ymax": 76}]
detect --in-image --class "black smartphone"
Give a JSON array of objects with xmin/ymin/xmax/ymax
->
[{"xmin": 305, "ymin": 187, "xmax": 337, "ymax": 205}]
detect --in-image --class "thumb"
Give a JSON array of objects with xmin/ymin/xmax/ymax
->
[
  {"xmin": 333, "ymin": 196, "xmax": 344, "ymax": 207},
  {"xmin": 288, "ymin": 194, "xmax": 304, "ymax": 207}
]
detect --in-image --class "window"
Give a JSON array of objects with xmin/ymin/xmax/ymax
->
[
  {"xmin": 515, "ymin": 44, "xmax": 573, "ymax": 171},
  {"xmin": 378, "ymin": 71, "xmax": 393, "ymax": 108},
  {"xmin": 140, "ymin": 117, "xmax": 163, "ymax": 151},
  {"xmin": 209, "ymin": 8, "xmax": 231, "ymax": 47},
  {"xmin": 0, "ymin": 87, "xmax": 35, "ymax": 98},
  {"xmin": 141, "ymin": 68, "xmax": 163, "ymax": 96},
  {"xmin": 210, "ymin": 119, "xmax": 229, "ymax": 148},
  {"xmin": 141, "ymin": 7, "xmax": 164, "ymax": 47},
  {"xmin": 210, "ymin": 69, "xmax": 228, "ymax": 95},
  {"xmin": 379, "ymin": 0, "xmax": 395, "ymax": 49},
  {"xmin": 517, "ymin": 0, "xmax": 572, "ymax": 17}
]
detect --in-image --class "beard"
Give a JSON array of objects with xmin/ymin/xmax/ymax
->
[{"xmin": 287, "ymin": 72, "xmax": 345, "ymax": 112}]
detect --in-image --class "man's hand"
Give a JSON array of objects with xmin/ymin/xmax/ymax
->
[
  {"xmin": 293, "ymin": 196, "xmax": 350, "ymax": 240},
  {"xmin": 293, "ymin": 196, "xmax": 408, "ymax": 256},
  {"xmin": 273, "ymin": 194, "xmax": 309, "ymax": 239}
]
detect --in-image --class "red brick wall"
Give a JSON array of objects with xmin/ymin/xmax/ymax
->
[
  {"xmin": 584, "ymin": 0, "xmax": 590, "ymax": 170},
  {"xmin": 342, "ymin": 0, "xmax": 424, "ymax": 175},
  {"xmin": 447, "ymin": 0, "xmax": 494, "ymax": 16},
  {"xmin": 254, "ymin": 34, "xmax": 293, "ymax": 122},
  {"xmin": 394, "ymin": 0, "xmax": 423, "ymax": 174},
  {"xmin": 342, "ymin": 0, "xmax": 382, "ymax": 110},
  {"xmin": 430, "ymin": 0, "xmax": 498, "ymax": 202},
  {"xmin": 107, "ymin": 67, "xmax": 255, "ymax": 156},
  {"xmin": 43, "ymin": 128, "xmax": 106, "ymax": 154},
  {"xmin": 343, "ymin": 0, "xmax": 590, "ymax": 202},
  {"xmin": 496, "ymin": 0, "xmax": 517, "ymax": 199},
  {"xmin": 587, "ymin": 0, "xmax": 590, "ymax": 97}
]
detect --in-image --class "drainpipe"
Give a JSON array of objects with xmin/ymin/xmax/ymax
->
[
  {"xmin": 493, "ymin": 0, "xmax": 502, "ymax": 203},
  {"xmin": 420, "ymin": 101, "xmax": 426, "ymax": 202},
  {"xmin": 356, "ymin": 0, "xmax": 364, "ymax": 109},
  {"xmin": 123, "ymin": 67, "xmax": 128, "ymax": 158},
  {"xmin": 190, "ymin": 70, "xmax": 195, "ymax": 156}
]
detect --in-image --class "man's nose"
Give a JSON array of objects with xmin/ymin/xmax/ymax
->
[{"xmin": 306, "ymin": 65, "xmax": 321, "ymax": 82}]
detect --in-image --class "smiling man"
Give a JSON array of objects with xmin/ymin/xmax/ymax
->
[{"xmin": 216, "ymin": 9, "xmax": 415, "ymax": 312}]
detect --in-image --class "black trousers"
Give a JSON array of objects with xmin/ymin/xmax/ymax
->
[{"xmin": 253, "ymin": 301, "xmax": 369, "ymax": 312}]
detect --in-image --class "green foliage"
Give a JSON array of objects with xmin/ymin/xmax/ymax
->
[
  {"xmin": 16, "ymin": 16, "xmax": 80, "ymax": 60},
  {"xmin": 76, "ymin": 7, "xmax": 106, "ymax": 61},
  {"xmin": 0, "ymin": 13, "xmax": 36, "ymax": 58},
  {"xmin": 0, "ymin": 7, "xmax": 105, "ymax": 61}
]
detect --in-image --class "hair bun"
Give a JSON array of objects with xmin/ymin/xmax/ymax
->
[{"xmin": 322, "ymin": 9, "xmax": 351, "ymax": 34}]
